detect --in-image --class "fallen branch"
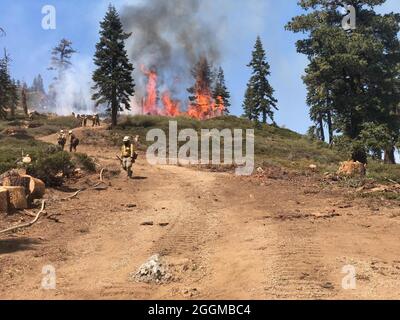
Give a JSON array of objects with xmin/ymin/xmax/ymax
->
[
  {"xmin": 91, "ymin": 168, "xmax": 108, "ymax": 189},
  {"xmin": 99, "ymin": 168, "xmax": 105, "ymax": 182},
  {"xmin": 22, "ymin": 210, "xmax": 36, "ymax": 218},
  {"xmin": 0, "ymin": 200, "xmax": 46, "ymax": 235},
  {"xmin": 62, "ymin": 189, "xmax": 83, "ymax": 201},
  {"xmin": 387, "ymin": 178, "xmax": 400, "ymax": 186}
]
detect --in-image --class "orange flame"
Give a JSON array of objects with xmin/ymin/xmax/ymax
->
[
  {"xmin": 140, "ymin": 64, "xmax": 225, "ymax": 120},
  {"xmin": 141, "ymin": 65, "xmax": 158, "ymax": 115},
  {"xmin": 161, "ymin": 92, "xmax": 181, "ymax": 117}
]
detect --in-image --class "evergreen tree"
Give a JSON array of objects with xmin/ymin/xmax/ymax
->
[
  {"xmin": 287, "ymin": 0, "xmax": 400, "ymax": 163},
  {"xmin": 243, "ymin": 36, "xmax": 278, "ymax": 124},
  {"xmin": 32, "ymin": 74, "xmax": 45, "ymax": 93},
  {"xmin": 0, "ymin": 51, "xmax": 13, "ymax": 119},
  {"xmin": 213, "ymin": 67, "xmax": 231, "ymax": 114},
  {"xmin": 49, "ymin": 39, "xmax": 76, "ymax": 80},
  {"xmin": 242, "ymin": 84, "xmax": 257, "ymax": 121},
  {"xmin": 8, "ymin": 79, "xmax": 19, "ymax": 118},
  {"xmin": 22, "ymin": 82, "xmax": 28, "ymax": 115},
  {"xmin": 187, "ymin": 57, "xmax": 214, "ymax": 105},
  {"xmin": 92, "ymin": 5, "xmax": 135, "ymax": 128},
  {"xmin": 0, "ymin": 57, "xmax": 9, "ymax": 119}
]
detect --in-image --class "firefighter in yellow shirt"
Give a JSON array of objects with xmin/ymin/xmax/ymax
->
[{"xmin": 121, "ymin": 136, "xmax": 137, "ymax": 178}]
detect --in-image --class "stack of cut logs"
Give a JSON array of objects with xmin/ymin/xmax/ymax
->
[{"xmin": 0, "ymin": 171, "xmax": 45, "ymax": 215}]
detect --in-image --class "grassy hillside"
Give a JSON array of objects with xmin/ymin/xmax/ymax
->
[
  {"xmin": 1, "ymin": 114, "xmax": 399, "ymax": 183},
  {"xmin": 107, "ymin": 115, "xmax": 400, "ymax": 182},
  {"xmin": 0, "ymin": 115, "xmax": 81, "ymax": 137}
]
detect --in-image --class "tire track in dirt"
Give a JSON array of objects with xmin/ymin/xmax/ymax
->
[{"xmin": 264, "ymin": 220, "xmax": 337, "ymax": 299}]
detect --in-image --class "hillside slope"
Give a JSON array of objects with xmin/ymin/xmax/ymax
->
[{"xmin": 0, "ymin": 123, "xmax": 400, "ymax": 299}]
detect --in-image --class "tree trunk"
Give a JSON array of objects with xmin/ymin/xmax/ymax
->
[
  {"xmin": 10, "ymin": 105, "xmax": 15, "ymax": 118},
  {"xmin": 262, "ymin": 110, "xmax": 267, "ymax": 124},
  {"xmin": 327, "ymin": 111, "xmax": 333, "ymax": 145},
  {"xmin": 25, "ymin": 176, "xmax": 46, "ymax": 200},
  {"xmin": 3, "ymin": 186, "xmax": 28, "ymax": 211},
  {"xmin": 384, "ymin": 147, "xmax": 396, "ymax": 165},
  {"xmin": 111, "ymin": 89, "xmax": 118, "ymax": 128},
  {"xmin": 22, "ymin": 89, "xmax": 28, "ymax": 115},
  {"xmin": 2, "ymin": 175, "xmax": 31, "ymax": 196},
  {"xmin": 318, "ymin": 114, "xmax": 325, "ymax": 142}
]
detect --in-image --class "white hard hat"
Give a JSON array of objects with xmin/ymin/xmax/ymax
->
[
  {"xmin": 69, "ymin": 130, "xmax": 73, "ymax": 134},
  {"xmin": 123, "ymin": 136, "xmax": 130, "ymax": 142},
  {"xmin": 60, "ymin": 130, "xmax": 64, "ymax": 133}
]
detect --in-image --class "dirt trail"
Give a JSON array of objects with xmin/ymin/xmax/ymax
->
[{"xmin": 1, "ymin": 126, "xmax": 400, "ymax": 299}]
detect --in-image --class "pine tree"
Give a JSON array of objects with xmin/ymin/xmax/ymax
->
[
  {"xmin": 187, "ymin": 57, "xmax": 214, "ymax": 105},
  {"xmin": 92, "ymin": 5, "xmax": 135, "ymax": 128},
  {"xmin": 287, "ymin": 0, "xmax": 400, "ymax": 163},
  {"xmin": 0, "ymin": 51, "xmax": 13, "ymax": 119},
  {"xmin": 22, "ymin": 82, "xmax": 28, "ymax": 115},
  {"xmin": 244, "ymin": 36, "xmax": 278, "ymax": 124},
  {"xmin": 49, "ymin": 39, "xmax": 76, "ymax": 80},
  {"xmin": 8, "ymin": 79, "xmax": 19, "ymax": 118},
  {"xmin": 242, "ymin": 83, "xmax": 257, "ymax": 121},
  {"xmin": 0, "ymin": 57, "xmax": 9, "ymax": 119},
  {"xmin": 213, "ymin": 67, "xmax": 231, "ymax": 114}
]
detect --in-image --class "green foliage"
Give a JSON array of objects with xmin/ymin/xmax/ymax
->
[
  {"xmin": 243, "ymin": 36, "xmax": 278, "ymax": 124},
  {"xmin": 213, "ymin": 67, "xmax": 231, "ymax": 114},
  {"xmin": 72, "ymin": 153, "xmax": 96, "ymax": 172},
  {"xmin": 111, "ymin": 115, "xmax": 343, "ymax": 173},
  {"xmin": 27, "ymin": 151, "xmax": 74, "ymax": 187},
  {"xmin": 92, "ymin": 5, "xmax": 135, "ymax": 127},
  {"xmin": 286, "ymin": 0, "xmax": 400, "ymax": 163},
  {"xmin": 0, "ymin": 51, "xmax": 15, "ymax": 120},
  {"xmin": 49, "ymin": 39, "xmax": 76, "ymax": 80}
]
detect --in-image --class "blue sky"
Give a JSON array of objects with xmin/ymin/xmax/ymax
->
[{"xmin": 0, "ymin": 0, "xmax": 399, "ymax": 134}]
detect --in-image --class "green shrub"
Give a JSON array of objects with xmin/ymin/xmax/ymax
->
[
  {"xmin": 27, "ymin": 151, "xmax": 75, "ymax": 187},
  {"xmin": 73, "ymin": 153, "xmax": 97, "ymax": 172}
]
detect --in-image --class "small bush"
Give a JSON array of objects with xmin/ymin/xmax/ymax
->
[
  {"xmin": 73, "ymin": 153, "xmax": 97, "ymax": 172},
  {"xmin": 27, "ymin": 151, "xmax": 75, "ymax": 186}
]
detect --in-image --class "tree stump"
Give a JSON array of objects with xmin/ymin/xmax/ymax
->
[
  {"xmin": 3, "ymin": 186, "xmax": 28, "ymax": 211},
  {"xmin": 0, "ymin": 187, "xmax": 10, "ymax": 214},
  {"xmin": 2, "ymin": 175, "xmax": 31, "ymax": 196},
  {"xmin": 26, "ymin": 176, "xmax": 45, "ymax": 200}
]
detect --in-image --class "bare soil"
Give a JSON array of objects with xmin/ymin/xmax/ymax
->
[{"xmin": 1, "ymin": 126, "xmax": 400, "ymax": 300}]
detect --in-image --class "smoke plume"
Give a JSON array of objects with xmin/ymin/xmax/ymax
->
[{"xmin": 121, "ymin": 0, "xmax": 223, "ymax": 106}]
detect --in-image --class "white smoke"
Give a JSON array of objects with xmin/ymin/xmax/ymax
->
[{"xmin": 49, "ymin": 57, "xmax": 96, "ymax": 116}]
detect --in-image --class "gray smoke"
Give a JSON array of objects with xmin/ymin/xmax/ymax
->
[{"xmin": 121, "ymin": 0, "xmax": 223, "ymax": 102}]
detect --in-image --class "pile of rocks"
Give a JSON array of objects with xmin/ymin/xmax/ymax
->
[{"xmin": 132, "ymin": 254, "xmax": 173, "ymax": 284}]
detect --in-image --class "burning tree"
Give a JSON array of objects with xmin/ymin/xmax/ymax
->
[
  {"xmin": 92, "ymin": 5, "xmax": 135, "ymax": 128},
  {"xmin": 187, "ymin": 57, "xmax": 225, "ymax": 120},
  {"xmin": 213, "ymin": 67, "xmax": 231, "ymax": 115}
]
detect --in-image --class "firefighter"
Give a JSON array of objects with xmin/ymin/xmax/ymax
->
[
  {"xmin": 121, "ymin": 136, "xmax": 136, "ymax": 178},
  {"xmin": 69, "ymin": 130, "xmax": 80, "ymax": 153},
  {"xmin": 94, "ymin": 114, "xmax": 101, "ymax": 126},
  {"xmin": 57, "ymin": 130, "xmax": 67, "ymax": 151}
]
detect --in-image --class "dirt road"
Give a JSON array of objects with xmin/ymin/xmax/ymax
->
[{"xmin": 1, "ymin": 126, "xmax": 400, "ymax": 299}]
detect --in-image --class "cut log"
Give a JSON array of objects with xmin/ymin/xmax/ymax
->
[
  {"xmin": 3, "ymin": 175, "xmax": 31, "ymax": 196},
  {"xmin": 0, "ymin": 169, "xmax": 20, "ymax": 186},
  {"xmin": 3, "ymin": 186, "xmax": 28, "ymax": 210},
  {"xmin": 26, "ymin": 176, "xmax": 45, "ymax": 200},
  {"xmin": 0, "ymin": 187, "xmax": 10, "ymax": 214}
]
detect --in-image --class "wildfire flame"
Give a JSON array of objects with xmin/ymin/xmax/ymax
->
[
  {"xmin": 141, "ymin": 65, "xmax": 158, "ymax": 115},
  {"xmin": 140, "ymin": 65, "xmax": 225, "ymax": 120},
  {"xmin": 161, "ymin": 92, "xmax": 180, "ymax": 117}
]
